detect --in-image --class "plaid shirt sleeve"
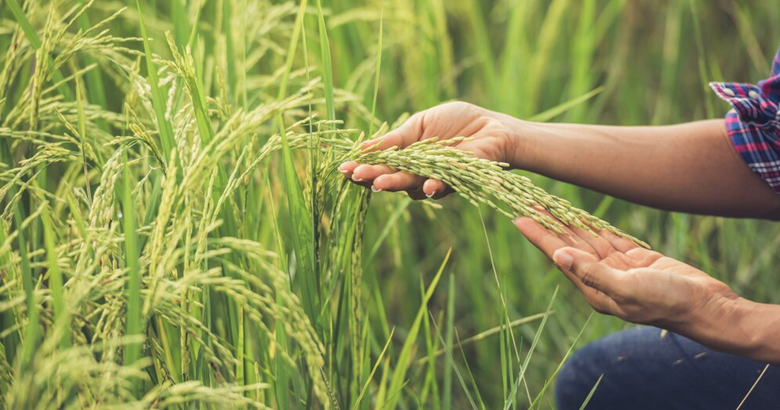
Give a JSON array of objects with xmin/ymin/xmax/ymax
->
[{"xmin": 709, "ymin": 46, "xmax": 780, "ymax": 194}]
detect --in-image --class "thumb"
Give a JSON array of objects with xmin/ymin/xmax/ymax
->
[
  {"xmin": 553, "ymin": 247, "xmax": 622, "ymax": 294},
  {"xmin": 362, "ymin": 112, "xmax": 423, "ymax": 151}
]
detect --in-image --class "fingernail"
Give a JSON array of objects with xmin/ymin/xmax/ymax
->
[
  {"xmin": 352, "ymin": 176, "xmax": 364, "ymax": 182},
  {"xmin": 425, "ymin": 190, "xmax": 437, "ymax": 198},
  {"xmin": 553, "ymin": 250, "xmax": 573, "ymax": 269},
  {"xmin": 339, "ymin": 169, "xmax": 349, "ymax": 175},
  {"xmin": 371, "ymin": 185, "xmax": 382, "ymax": 193}
]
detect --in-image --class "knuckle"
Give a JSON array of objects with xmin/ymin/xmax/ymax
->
[
  {"xmin": 592, "ymin": 305, "xmax": 610, "ymax": 315},
  {"xmin": 408, "ymin": 110, "xmax": 425, "ymax": 125},
  {"xmin": 441, "ymin": 101, "xmax": 468, "ymax": 109},
  {"xmin": 578, "ymin": 266, "xmax": 598, "ymax": 288}
]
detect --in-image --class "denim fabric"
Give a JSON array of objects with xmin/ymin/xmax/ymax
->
[{"xmin": 555, "ymin": 327, "xmax": 780, "ymax": 409}]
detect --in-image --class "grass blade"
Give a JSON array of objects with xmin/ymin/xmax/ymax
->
[
  {"xmin": 75, "ymin": 76, "xmax": 92, "ymax": 202},
  {"xmin": 578, "ymin": 375, "xmax": 603, "ymax": 410},
  {"xmin": 316, "ymin": 0, "xmax": 336, "ymax": 124},
  {"xmin": 352, "ymin": 327, "xmax": 395, "ymax": 410},
  {"xmin": 527, "ymin": 314, "xmax": 594, "ymax": 409},
  {"xmin": 527, "ymin": 87, "xmax": 604, "ymax": 123},
  {"xmin": 504, "ymin": 287, "xmax": 558, "ymax": 410},
  {"xmin": 367, "ymin": 11, "xmax": 383, "ymax": 137},
  {"xmin": 136, "ymin": 0, "xmax": 176, "ymax": 168},
  {"xmin": 429, "ymin": 311, "xmax": 479, "ymax": 410},
  {"xmin": 41, "ymin": 204, "xmax": 70, "ymax": 349},
  {"xmin": 385, "ymin": 248, "xmax": 451, "ymax": 410},
  {"xmin": 443, "ymin": 274, "xmax": 456, "ymax": 410},
  {"xmin": 275, "ymin": 0, "xmax": 319, "ymax": 322},
  {"xmin": 122, "ymin": 146, "xmax": 142, "ymax": 394}
]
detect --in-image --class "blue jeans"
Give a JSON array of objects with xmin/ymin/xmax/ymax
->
[{"xmin": 555, "ymin": 327, "xmax": 780, "ymax": 409}]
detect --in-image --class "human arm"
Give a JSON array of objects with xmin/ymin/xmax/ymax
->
[
  {"xmin": 514, "ymin": 216, "xmax": 780, "ymax": 365},
  {"xmin": 515, "ymin": 119, "xmax": 780, "ymax": 219},
  {"xmin": 339, "ymin": 102, "xmax": 780, "ymax": 218}
]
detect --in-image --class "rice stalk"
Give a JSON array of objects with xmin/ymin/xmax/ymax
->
[{"xmin": 341, "ymin": 136, "xmax": 648, "ymax": 247}]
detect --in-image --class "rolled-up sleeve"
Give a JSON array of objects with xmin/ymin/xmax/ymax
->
[{"xmin": 710, "ymin": 46, "xmax": 780, "ymax": 194}]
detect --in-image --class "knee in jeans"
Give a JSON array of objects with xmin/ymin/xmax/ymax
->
[{"xmin": 554, "ymin": 347, "xmax": 602, "ymax": 410}]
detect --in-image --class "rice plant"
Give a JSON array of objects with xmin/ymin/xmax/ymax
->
[{"xmin": 1, "ymin": 0, "xmax": 778, "ymax": 409}]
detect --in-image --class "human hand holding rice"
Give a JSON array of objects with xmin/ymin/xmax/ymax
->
[{"xmin": 339, "ymin": 100, "xmax": 780, "ymax": 367}]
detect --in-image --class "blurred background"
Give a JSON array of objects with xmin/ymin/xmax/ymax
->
[
  {"xmin": 3, "ymin": 0, "xmax": 779, "ymax": 407},
  {"xmin": 331, "ymin": 0, "xmax": 780, "ymax": 405}
]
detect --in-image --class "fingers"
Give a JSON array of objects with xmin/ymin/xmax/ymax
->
[
  {"xmin": 352, "ymin": 164, "xmax": 397, "ymax": 183},
  {"xmin": 338, "ymin": 162, "xmax": 452, "ymax": 199},
  {"xmin": 373, "ymin": 171, "xmax": 426, "ymax": 192},
  {"xmin": 600, "ymin": 229, "xmax": 640, "ymax": 253},
  {"xmin": 361, "ymin": 112, "xmax": 424, "ymax": 152},
  {"xmin": 513, "ymin": 217, "xmax": 571, "ymax": 258},
  {"xmin": 422, "ymin": 179, "xmax": 452, "ymax": 198},
  {"xmin": 514, "ymin": 215, "xmax": 598, "ymax": 258},
  {"xmin": 624, "ymin": 247, "xmax": 664, "ymax": 267},
  {"xmin": 552, "ymin": 247, "xmax": 627, "ymax": 315},
  {"xmin": 515, "ymin": 218, "xmax": 630, "ymax": 317},
  {"xmin": 569, "ymin": 225, "xmax": 616, "ymax": 259},
  {"xmin": 558, "ymin": 267, "xmax": 620, "ymax": 315},
  {"xmin": 339, "ymin": 113, "xmax": 431, "ymax": 193},
  {"xmin": 553, "ymin": 247, "xmax": 625, "ymax": 296},
  {"xmin": 338, "ymin": 158, "xmax": 453, "ymax": 199},
  {"xmin": 338, "ymin": 161, "xmax": 359, "ymax": 179}
]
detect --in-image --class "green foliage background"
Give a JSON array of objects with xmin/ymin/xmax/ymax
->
[{"xmin": 1, "ymin": 0, "xmax": 779, "ymax": 408}]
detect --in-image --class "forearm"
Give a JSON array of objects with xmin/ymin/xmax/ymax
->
[
  {"xmin": 678, "ymin": 295, "xmax": 780, "ymax": 365},
  {"xmin": 510, "ymin": 119, "xmax": 780, "ymax": 219}
]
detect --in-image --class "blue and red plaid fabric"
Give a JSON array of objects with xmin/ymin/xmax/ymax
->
[{"xmin": 710, "ymin": 46, "xmax": 780, "ymax": 194}]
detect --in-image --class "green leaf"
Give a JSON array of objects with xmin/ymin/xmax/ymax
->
[
  {"xmin": 368, "ymin": 11, "xmax": 383, "ymax": 137},
  {"xmin": 137, "ymin": 0, "xmax": 176, "ymax": 169},
  {"xmin": 122, "ymin": 147, "xmax": 142, "ymax": 393},
  {"xmin": 41, "ymin": 204, "xmax": 70, "ymax": 349},
  {"xmin": 315, "ymin": 0, "xmax": 335, "ymax": 125},
  {"xmin": 385, "ymin": 249, "xmax": 451, "ymax": 410},
  {"xmin": 275, "ymin": 0, "xmax": 319, "ymax": 321}
]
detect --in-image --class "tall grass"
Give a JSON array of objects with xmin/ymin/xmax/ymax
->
[{"xmin": 0, "ymin": 0, "xmax": 779, "ymax": 409}]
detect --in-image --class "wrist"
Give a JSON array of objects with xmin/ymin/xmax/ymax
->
[
  {"xmin": 679, "ymin": 293, "xmax": 780, "ymax": 362},
  {"xmin": 726, "ymin": 298, "xmax": 780, "ymax": 363},
  {"xmin": 505, "ymin": 118, "xmax": 539, "ymax": 170},
  {"xmin": 674, "ymin": 291, "xmax": 741, "ymax": 343}
]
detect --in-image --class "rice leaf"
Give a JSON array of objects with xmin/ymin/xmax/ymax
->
[
  {"xmin": 578, "ymin": 375, "xmax": 604, "ymax": 410},
  {"xmin": 75, "ymin": 76, "xmax": 92, "ymax": 202},
  {"xmin": 122, "ymin": 146, "xmax": 142, "ymax": 392},
  {"xmin": 137, "ymin": 0, "xmax": 176, "ymax": 169},
  {"xmin": 75, "ymin": 0, "xmax": 109, "ymax": 133},
  {"xmin": 367, "ymin": 11, "xmax": 383, "ymax": 137},
  {"xmin": 275, "ymin": 0, "xmax": 319, "ymax": 322},
  {"xmin": 316, "ymin": 0, "xmax": 336, "ymax": 125},
  {"xmin": 352, "ymin": 327, "xmax": 394, "ymax": 410},
  {"xmin": 41, "ymin": 204, "xmax": 70, "ymax": 349},
  {"xmin": 385, "ymin": 248, "xmax": 450, "ymax": 410},
  {"xmin": 503, "ymin": 288, "xmax": 558, "ymax": 410},
  {"xmin": 527, "ymin": 314, "xmax": 594, "ymax": 409}
]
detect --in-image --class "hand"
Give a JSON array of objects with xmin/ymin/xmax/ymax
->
[
  {"xmin": 338, "ymin": 101, "xmax": 521, "ymax": 199},
  {"xmin": 513, "ymin": 217, "xmax": 739, "ymax": 330}
]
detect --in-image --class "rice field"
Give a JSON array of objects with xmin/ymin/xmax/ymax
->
[{"xmin": 0, "ymin": 0, "xmax": 779, "ymax": 408}]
